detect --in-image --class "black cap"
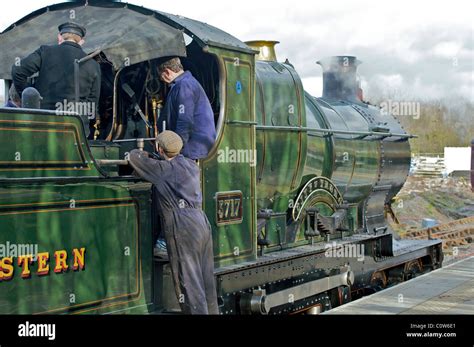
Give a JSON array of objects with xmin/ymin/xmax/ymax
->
[{"xmin": 58, "ymin": 22, "xmax": 86, "ymax": 38}]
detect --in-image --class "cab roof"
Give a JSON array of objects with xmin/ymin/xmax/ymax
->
[{"xmin": 0, "ymin": 1, "xmax": 254, "ymax": 79}]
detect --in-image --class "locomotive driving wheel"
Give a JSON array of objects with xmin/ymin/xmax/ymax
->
[
  {"xmin": 370, "ymin": 270, "xmax": 388, "ymax": 291},
  {"xmin": 403, "ymin": 259, "xmax": 423, "ymax": 281}
]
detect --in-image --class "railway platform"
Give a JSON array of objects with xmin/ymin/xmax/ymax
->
[{"xmin": 324, "ymin": 256, "xmax": 474, "ymax": 314}]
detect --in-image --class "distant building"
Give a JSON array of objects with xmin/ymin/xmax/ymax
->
[
  {"xmin": 444, "ymin": 147, "xmax": 471, "ymax": 177},
  {"xmin": 471, "ymin": 140, "xmax": 474, "ymax": 191},
  {"xmin": 0, "ymin": 82, "xmax": 4, "ymax": 105}
]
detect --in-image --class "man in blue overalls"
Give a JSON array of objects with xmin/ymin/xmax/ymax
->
[
  {"xmin": 129, "ymin": 131, "xmax": 219, "ymax": 315},
  {"xmin": 157, "ymin": 57, "xmax": 216, "ymax": 160}
]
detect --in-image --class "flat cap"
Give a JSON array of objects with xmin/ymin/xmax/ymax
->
[
  {"xmin": 58, "ymin": 22, "xmax": 86, "ymax": 38},
  {"xmin": 156, "ymin": 131, "xmax": 183, "ymax": 157}
]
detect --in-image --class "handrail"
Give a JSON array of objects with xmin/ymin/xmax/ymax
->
[{"xmin": 225, "ymin": 120, "xmax": 417, "ymax": 139}]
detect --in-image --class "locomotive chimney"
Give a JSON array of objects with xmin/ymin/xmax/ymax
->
[
  {"xmin": 317, "ymin": 56, "xmax": 362, "ymax": 101},
  {"xmin": 245, "ymin": 40, "xmax": 279, "ymax": 62}
]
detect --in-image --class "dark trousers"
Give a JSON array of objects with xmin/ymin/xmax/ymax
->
[{"xmin": 163, "ymin": 208, "xmax": 219, "ymax": 314}]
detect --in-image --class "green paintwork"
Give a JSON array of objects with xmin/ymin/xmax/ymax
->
[
  {"xmin": 250, "ymin": 61, "xmax": 385, "ymax": 252},
  {"xmin": 201, "ymin": 48, "xmax": 257, "ymax": 267},
  {"xmin": 90, "ymin": 142, "xmax": 120, "ymax": 177},
  {"xmin": 304, "ymin": 95, "xmax": 379, "ymax": 203},
  {"xmin": 0, "ymin": 181, "xmax": 152, "ymax": 314},
  {"xmin": 255, "ymin": 60, "xmax": 307, "ymax": 212},
  {"xmin": 0, "ymin": 111, "xmax": 102, "ymax": 179}
]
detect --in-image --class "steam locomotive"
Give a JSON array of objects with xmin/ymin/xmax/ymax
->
[{"xmin": 0, "ymin": 1, "xmax": 442, "ymax": 314}]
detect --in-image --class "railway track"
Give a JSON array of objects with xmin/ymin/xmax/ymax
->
[{"xmin": 404, "ymin": 216, "xmax": 474, "ymax": 250}]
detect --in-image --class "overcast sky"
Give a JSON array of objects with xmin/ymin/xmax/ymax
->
[{"xmin": 0, "ymin": 0, "xmax": 472, "ymax": 103}]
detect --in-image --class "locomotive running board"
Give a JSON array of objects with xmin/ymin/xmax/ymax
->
[
  {"xmin": 239, "ymin": 266, "xmax": 354, "ymax": 314},
  {"xmin": 214, "ymin": 235, "xmax": 442, "ymax": 315}
]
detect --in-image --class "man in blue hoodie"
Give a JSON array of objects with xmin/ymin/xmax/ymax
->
[
  {"xmin": 158, "ymin": 57, "xmax": 216, "ymax": 160},
  {"xmin": 4, "ymin": 85, "xmax": 21, "ymax": 108}
]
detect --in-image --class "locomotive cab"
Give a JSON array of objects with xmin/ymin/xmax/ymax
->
[
  {"xmin": 88, "ymin": 37, "xmax": 223, "ymax": 176},
  {"xmin": 0, "ymin": 2, "xmax": 226, "ymax": 178}
]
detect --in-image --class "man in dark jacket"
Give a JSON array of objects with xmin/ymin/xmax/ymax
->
[
  {"xmin": 158, "ymin": 57, "xmax": 216, "ymax": 160},
  {"xmin": 11, "ymin": 22, "xmax": 100, "ymax": 137},
  {"xmin": 129, "ymin": 130, "xmax": 219, "ymax": 315}
]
